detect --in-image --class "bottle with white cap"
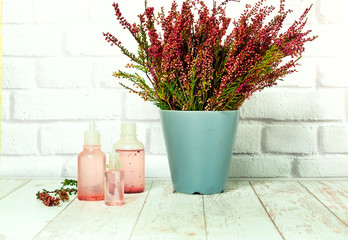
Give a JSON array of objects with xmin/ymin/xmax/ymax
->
[
  {"xmin": 114, "ymin": 123, "xmax": 145, "ymax": 193},
  {"xmin": 78, "ymin": 118, "xmax": 106, "ymax": 201}
]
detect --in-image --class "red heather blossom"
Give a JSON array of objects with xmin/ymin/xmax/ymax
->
[
  {"xmin": 58, "ymin": 190, "xmax": 70, "ymax": 202},
  {"xmin": 37, "ymin": 191, "xmax": 61, "ymax": 207},
  {"xmin": 103, "ymin": 0, "xmax": 317, "ymax": 111}
]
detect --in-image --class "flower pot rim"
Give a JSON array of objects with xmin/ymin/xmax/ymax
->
[{"xmin": 159, "ymin": 110, "xmax": 240, "ymax": 112}]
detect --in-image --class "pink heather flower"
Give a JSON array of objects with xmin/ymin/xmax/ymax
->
[{"xmin": 104, "ymin": 0, "xmax": 317, "ymax": 111}]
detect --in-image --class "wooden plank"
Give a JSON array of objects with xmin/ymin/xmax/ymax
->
[
  {"xmin": 325, "ymin": 180, "xmax": 348, "ymax": 193},
  {"xmin": 325, "ymin": 180, "xmax": 348, "ymax": 192},
  {"xmin": 0, "ymin": 178, "xmax": 30, "ymax": 199},
  {"xmin": 300, "ymin": 180, "xmax": 348, "ymax": 226},
  {"xmin": 130, "ymin": 181, "xmax": 206, "ymax": 240},
  {"xmin": 34, "ymin": 181, "xmax": 153, "ymax": 240},
  {"xmin": 204, "ymin": 181, "xmax": 282, "ymax": 240},
  {"xmin": 251, "ymin": 181, "xmax": 348, "ymax": 240},
  {"xmin": 0, "ymin": 180, "xmax": 76, "ymax": 240}
]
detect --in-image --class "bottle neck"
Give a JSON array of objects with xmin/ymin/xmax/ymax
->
[
  {"xmin": 119, "ymin": 134, "xmax": 137, "ymax": 141},
  {"xmin": 83, "ymin": 145, "xmax": 101, "ymax": 150}
]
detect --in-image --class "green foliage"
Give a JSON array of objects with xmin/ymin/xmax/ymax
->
[{"xmin": 36, "ymin": 179, "xmax": 77, "ymax": 200}]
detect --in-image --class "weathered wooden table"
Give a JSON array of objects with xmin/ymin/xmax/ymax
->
[{"xmin": 0, "ymin": 179, "xmax": 347, "ymax": 240}]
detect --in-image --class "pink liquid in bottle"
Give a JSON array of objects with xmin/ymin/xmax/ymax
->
[
  {"xmin": 105, "ymin": 169, "xmax": 125, "ymax": 206},
  {"xmin": 77, "ymin": 119, "xmax": 106, "ymax": 201},
  {"xmin": 78, "ymin": 145, "xmax": 106, "ymax": 201},
  {"xmin": 117, "ymin": 149, "xmax": 145, "ymax": 193}
]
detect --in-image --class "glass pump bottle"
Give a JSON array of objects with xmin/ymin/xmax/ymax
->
[
  {"xmin": 105, "ymin": 151, "xmax": 125, "ymax": 206},
  {"xmin": 78, "ymin": 118, "xmax": 106, "ymax": 201},
  {"xmin": 114, "ymin": 123, "xmax": 145, "ymax": 193}
]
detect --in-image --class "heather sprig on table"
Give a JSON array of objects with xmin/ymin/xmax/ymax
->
[
  {"xmin": 36, "ymin": 179, "xmax": 77, "ymax": 206},
  {"xmin": 103, "ymin": 0, "xmax": 317, "ymax": 111}
]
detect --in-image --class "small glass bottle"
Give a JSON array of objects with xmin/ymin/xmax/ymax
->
[
  {"xmin": 114, "ymin": 123, "xmax": 145, "ymax": 193},
  {"xmin": 78, "ymin": 118, "xmax": 106, "ymax": 201},
  {"xmin": 105, "ymin": 151, "xmax": 125, "ymax": 206}
]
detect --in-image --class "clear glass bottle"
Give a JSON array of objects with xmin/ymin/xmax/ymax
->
[
  {"xmin": 114, "ymin": 123, "xmax": 145, "ymax": 193},
  {"xmin": 105, "ymin": 151, "xmax": 125, "ymax": 206},
  {"xmin": 78, "ymin": 118, "xmax": 106, "ymax": 201}
]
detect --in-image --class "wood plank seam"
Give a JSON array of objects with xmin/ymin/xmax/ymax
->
[
  {"xmin": 32, "ymin": 196, "xmax": 78, "ymax": 239},
  {"xmin": 0, "ymin": 179, "xmax": 31, "ymax": 200},
  {"xmin": 128, "ymin": 180, "xmax": 154, "ymax": 240},
  {"xmin": 202, "ymin": 195, "xmax": 208, "ymax": 240},
  {"xmin": 249, "ymin": 181, "xmax": 285, "ymax": 240},
  {"xmin": 298, "ymin": 181, "xmax": 348, "ymax": 228}
]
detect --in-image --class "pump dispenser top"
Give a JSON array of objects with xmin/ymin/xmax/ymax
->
[{"xmin": 84, "ymin": 118, "xmax": 101, "ymax": 145}]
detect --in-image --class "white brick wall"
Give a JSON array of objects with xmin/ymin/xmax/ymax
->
[
  {"xmin": 241, "ymin": 89, "xmax": 345, "ymax": 121},
  {"xmin": 65, "ymin": 24, "xmax": 140, "ymax": 57},
  {"xmin": 229, "ymin": 156, "xmax": 292, "ymax": 178},
  {"xmin": 125, "ymin": 94, "xmax": 160, "ymax": 121},
  {"xmin": 34, "ymin": 0, "xmax": 89, "ymax": 24},
  {"xmin": 2, "ymin": 0, "xmax": 33, "ymax": 24},
  {"xmin": 318, "ymin": 57, "xmax": 348, "ymax": 87},
  {"xmin": 2, "ymin": 0, "xmax": 348, "ymax": 178},
  {"xmin": 303, "ymin": 24, "xmax": 348, "ymax": 57},
  {"xmin": 3, "ymin": 58, "xmax": 36, "ymax": 89},
  {"xmin": 234, "ymin": 124, "xmax": 262, "ymax": 154},
  {"xmin": 297, "ymin": 157, "xmax": 348, "ymax": 177},
  {"xmin": 13, "ymin": 91, "xmax": 122, "ymax": 120},
  {"xmin": 3, "ymin": 25, "xmax": 63, "ymax": 56},
  {"xmin": 40, "ymin": 123, "xmax": 86, "ymax": 155},
  {"xmin": 276, "ymin": 57, "xmax": 316, "ymax": 88},
  {"xmin": 93, "ymin": 57, "xmax": 126, "ymax": 89},
  {"xmin": 1, "ymin": 92, "xmax": 10, "ymax": 120},
  {"xmin": 319, "ymin": 126, "xmax": 348, "ymax": 153},
  {"xmin": 149, "ymin": 125, "xmax": 166, "ymax": 155},
  {"xmin": 37, "ymin": 58, "xmax": 92, "ymax": 88},
  {"xmin": 264, "ymin": 126, "xmax": 317, "ymax": 154},
  {"xmin": 319, "ymin": 0, "xmax": 348, "ymax": 24},
  {"xmin": 1, "ymin": 123, "xmax": 38, "ymax": 155},
  {"xmin": 0, "ymin": 156, "xmax": 64, "ymax": 177}
]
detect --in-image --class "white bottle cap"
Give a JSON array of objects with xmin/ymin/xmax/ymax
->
[
  {"xmin": 121, "ymin": 122, "xmax": 136, "ymax": 136},
  {"xmin": 84, "ymin": 118, "xmax": 101, "ymax": 145}
]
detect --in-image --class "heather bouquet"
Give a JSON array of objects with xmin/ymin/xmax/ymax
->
[{"xmin": 103, "ymin": 0, "xmax": 317, "ymax": 111}]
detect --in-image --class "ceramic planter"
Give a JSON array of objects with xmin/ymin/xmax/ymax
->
[{"xmin": 160, "ymin": 110, "xmax": 239, "ymax": 194}]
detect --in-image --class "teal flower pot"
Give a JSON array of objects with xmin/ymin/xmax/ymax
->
[{"xmin": 160, "ymin": 110, "xmax": 240, "ymax": 194}]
